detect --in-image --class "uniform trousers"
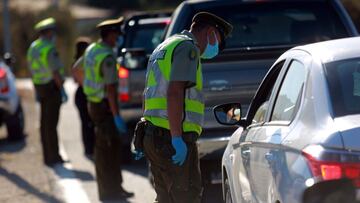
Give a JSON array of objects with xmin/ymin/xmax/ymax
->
[
  {"xmin": 143, "ymin": 121, "xmax": 203, "ymax": 203},
  {"xmin": 34, "ymin": 81, "xmax": 62, "ymax": 165},
  {"xmin": 75, "ymin": 86, "xmax": 95, "ymax": 155},
  {"xmin": 88, "ymin": 100, "xmax": 123, "ymax": 200}
]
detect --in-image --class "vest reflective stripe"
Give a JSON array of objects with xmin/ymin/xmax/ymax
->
[
  {"xmin": 143, "ymin": 34, "xmax": 204, "ymax": 135},
  {"xmin": 27, "ymin": 39, "xmax": 55, "ymax": 84},
  {"xmin": 145, "ymin": 98, "xmax": 204, "ymax": 115},
  {"xmin": 83, "ymin": 42, "xmax": 113, "ymax": 103},
  {"xmin": 144, "ymin": 110, "xmax": 204, "ymax": 127}
]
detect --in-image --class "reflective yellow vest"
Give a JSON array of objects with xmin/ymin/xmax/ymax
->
[
  {"xmin": 83, "ymin": 42, "xmax": 114, "ymax": 103},
  {"xmin": 27, "ymin": 39, "xmax": 59, "ymax": 84},
  {"xmin": 143, "ymin": 34, "xmax": 204, "ymax": 135}
]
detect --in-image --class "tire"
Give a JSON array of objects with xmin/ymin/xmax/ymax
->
[
  {"xmin": 200, "ymin": 160, "xmax": 213, "ymax": 186},
  {"xmin": 6, "ymin": 103, "xmax": 25, "ymax": 141},
  {"xmin": 224, "ymin": 178, "xmax": 233, "ymax": 203}
]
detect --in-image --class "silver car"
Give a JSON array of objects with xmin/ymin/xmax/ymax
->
[{"xmin": 214, "ymin": 37, "xmax": 360, "ymax": 203}]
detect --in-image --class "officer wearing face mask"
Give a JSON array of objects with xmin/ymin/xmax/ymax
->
[
  {"xmin": 141, "ymin": 12, "xmax": 232, "ymax": 203},
  {"xmin": 27, "ymin": 17, "xmax": 67, "ymax": 166}
]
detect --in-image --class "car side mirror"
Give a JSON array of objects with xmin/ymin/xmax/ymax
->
[
  {"xmin": 120, "ymin": 48, "xmax": 147, "ymax": 70},
  {"xmin": 302, "ymin": 178, "xmax": 357, "ymax": 203},
  {"xmin": 213, "ymin": 103, "xmax": 244, "ymax": 126}
]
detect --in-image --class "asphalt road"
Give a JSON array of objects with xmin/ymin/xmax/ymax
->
[{"xmin": 16, "ymin": 79, "xmax": 223, "ymax": 203}]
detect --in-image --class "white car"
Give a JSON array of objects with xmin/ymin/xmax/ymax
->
[
  {"xmin": 214, "ymin": 37, "xmax": 360, "ymax": 203},
  {"xmin": 0, "ymin": 61, "xmax": 25, "ymax": 141}
]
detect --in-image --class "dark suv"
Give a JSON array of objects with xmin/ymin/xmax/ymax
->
[{"xmin": 164, "ymin": 0, "xmax": 358, "ymax": 187}]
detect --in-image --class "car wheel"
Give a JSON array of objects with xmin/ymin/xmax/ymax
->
[
  {"xmin": 6, "ymin": 102, "xmax": 25, "ymax": 141},
  {"xmin": 224, "ymin": 178, "xmax": 233, "ymax": 203}
]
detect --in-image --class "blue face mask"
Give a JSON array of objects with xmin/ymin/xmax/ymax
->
[{"xmin": 201, "ymin": 32, "xmax": 219, "ymax": 59}]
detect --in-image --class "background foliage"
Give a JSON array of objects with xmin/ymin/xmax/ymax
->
[{"xmin": 0, "ymin": 5, "xmax": 75, "ymax": 77}]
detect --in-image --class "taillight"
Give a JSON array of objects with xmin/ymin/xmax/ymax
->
[
  {"xmin": 303, "ymin": 145, "xmax": 360, "ymax": 187},
  {"xmin": 118, "ymin": 65, "xmax": 130, "ymax": 102},
  {"xmin": 0, "ymin": 68, "xmax": 9, "ymax": 93},
  {"xmin": 163, "ymin": 19, "xmax": 171, "ymax": 25}
]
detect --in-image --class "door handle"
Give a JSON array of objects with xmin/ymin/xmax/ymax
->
[
  {"xmin": 209, "ymin": 80, "xmax": 231, "ymax": 92},
  {"xmin": 241, "ymin": 149, "xmax": 251, "ymax": 159}
]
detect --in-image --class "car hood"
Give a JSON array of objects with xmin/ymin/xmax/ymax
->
[{"xmin": 334, "ymin": 114, "xmax": 360, "ymax": 151}]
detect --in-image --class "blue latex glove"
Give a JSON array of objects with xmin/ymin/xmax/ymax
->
[
  {"xmin": 114, "ymin": 115, "xmax": 127, "ymax": 134},
  {"xmin": 171, "ymin": 136, "xmax": 187, "ymax": 166},
  {"xmin": 60, "ymin": 88, "xmax": 68, "ymax": 103},
  {"xmin": 133, "ymin": 150, "xmax": 144, "ymax": 160}
]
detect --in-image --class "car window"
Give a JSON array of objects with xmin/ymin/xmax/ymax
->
[
  {"xmin": 125, "ymin": 23, "xmax": 167, "ymax": 54},
  {"xmin": 253, "ymin": 101, "xmax": 269, "ymax": 125},
  {"xmin": 271, "ymin": 60, "xmax": 306, "ymax": 123},
  {"xmin": 325, "ymin": 58, "xmax": 360, "ymax": 117},
  {"xmin": 249, "ymin": 61, "xmax": 285, "ymax": 125},
  {"xmin": 180, "ymin": 1, "xmax": 347, "ymax": 49}
]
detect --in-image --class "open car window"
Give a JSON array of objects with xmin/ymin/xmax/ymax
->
[{"xmin": 248, "ymin": 60, "xmax": 285, "ymax": 126}]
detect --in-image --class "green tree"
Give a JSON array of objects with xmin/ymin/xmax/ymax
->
[{"xmin": 0, "ymin": 6, "xmax": 75, "ymax": 77}]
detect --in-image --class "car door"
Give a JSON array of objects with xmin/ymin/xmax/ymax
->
[
  {"xmin": 244, "ymin": 52, "xmax": 309, "ymax": 203},
  {"xmin": 231, "ymin": 60, "xmax": 286, "ymax": 202}
]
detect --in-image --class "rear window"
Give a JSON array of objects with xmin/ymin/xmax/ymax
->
[
  {"xmin": 124, "ymin": 23, "xmax": 167, "ymax": 54},
  {"xmin": 182, "ymin": 1, "xmax": 348, "ymax": 49},
  {"xmin": 325, "ymin": 58, "xmax": 360, "ymax": 117}
]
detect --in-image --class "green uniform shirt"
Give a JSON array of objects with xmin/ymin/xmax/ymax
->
[
  {"xmin": 48, "ymin": 48, "xmax": 63, "ymax": 72},
  {"xmin": 73, "ymin": 51, "xmax": 118, "ymax": 85},
  {"xmin": 101, "ymin": 55, "xmax": 118, "ymax": 85},
  {"xmin": 170, "ymin": 30, "xmax": 200, "ymax": 88}
]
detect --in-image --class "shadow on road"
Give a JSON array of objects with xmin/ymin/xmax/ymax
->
[
  {"xmin": 122, "ymin": 159, "xmax": 149, "ymax": 178},
  {"xmin": 53, "ymin": 163, "xmax": 94, "ymax": 181},
  {"xmin": 0, "ymin": 167, "xmax": 63, "ymax": 203},
  {"xmin": 0, "ymin": 138, "xmax": 26, "ymax": 153}
]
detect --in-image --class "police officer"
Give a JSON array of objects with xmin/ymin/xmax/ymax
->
[
  {"xmin": 142, "ymin": 12, "xmax": 233, "ymax": 203},
  {"xmin": 81, "ymin": 17, "xmax": 133, "ymax": 201},
  {"xmin": 27, "ymin": 17, "xmax": 67, "ymax": 166},
  {"xmin": 71, "ymin": 37, "xmax": 96, "ymax": 159}
]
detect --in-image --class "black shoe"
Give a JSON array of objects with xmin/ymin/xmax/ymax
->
[
  {"xmin": 119, "ymin": 187, "xmax": 134, "ymax": 198},
  {"xmin": 45, "ymin": 156, "xmax": 68, "ymax": 167}
]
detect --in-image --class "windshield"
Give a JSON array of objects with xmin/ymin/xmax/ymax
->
[
  {"xmin": 325, "ymin": 58, "xmax": 360, "ymax": 117},
  {"xmin": 124, "ymin": 23, "xmax": 167, "ymax": 54},
  {"xmin": 185, "ymin": 1, "xmax": 348, "ymax": 49}
]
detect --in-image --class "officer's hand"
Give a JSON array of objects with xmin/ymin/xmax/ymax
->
[
  {"xmin": 114, "ymin": 115, "xmax": 127, "ymax": 134},
  {"xmin": 60, "ymin": 88, "xmax": 68, "ymax": 103},
  {"xmin": 171, "ymin": 136, "xmax": 187, "ymax": 166},
  {"xmin": 133, "ymin": 150, "xmax": 144, "ymax": 160}
]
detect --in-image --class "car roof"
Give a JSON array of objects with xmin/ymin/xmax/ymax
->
[
  {"xmin": 293, "ymin": 37, "xmax": 360, "ymax": 64},
  {"xmin": 125, "ymin": 11, "xmax": 171, "ymax": 21},
  {"xmin": 185, "ymin": 0, "xmax": 328, "ymax": 4}
]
